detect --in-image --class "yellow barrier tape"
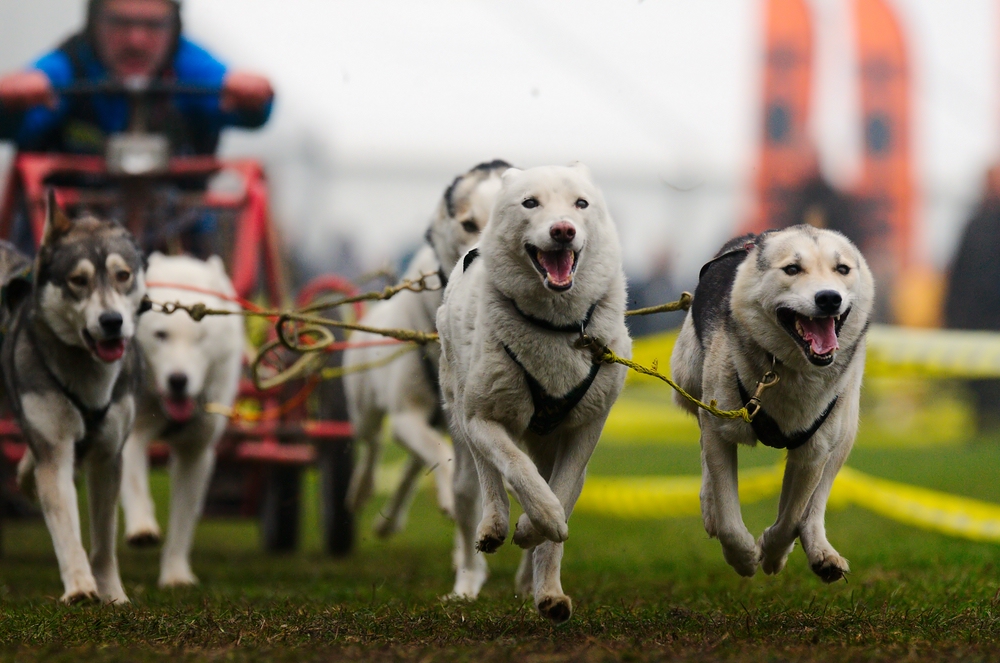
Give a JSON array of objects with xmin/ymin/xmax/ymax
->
[
  {"xmin": 573, "ymin": 463, "xmax": 1000, "ymax": 545},
  {"xmin": 629, "ymin": 324, "xmax": 1000, "ymax": 382}
]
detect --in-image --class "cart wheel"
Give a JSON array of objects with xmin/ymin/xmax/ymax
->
[
  {"xmin": 260, "ymin": 465, "xmax": 302, "ymax": 552},
  {"xmin": 320, "ymin": 439, "xmax": 354, "ymax": 556}
]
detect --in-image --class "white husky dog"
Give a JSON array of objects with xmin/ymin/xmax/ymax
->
[
  {"xmin": 671, "ymin": 226, "xmax": 874, "ymax": 582},
  {"xmin": 343, "ymin": 160, "xmax": 510, "ymax": 535},
  {"xmin": 119, "ymin": 253, "xmax": 243, "ymax": 587},
  {"xmin": 437, "ymin": 164, "xmax": 630, "ymax": 623}
]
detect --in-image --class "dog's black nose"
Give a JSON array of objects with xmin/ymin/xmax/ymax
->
[
  {"xmin": 99, "ymin": 311, "xmax": 123, "ymax": 336},
  {"xmin": 815, "ymin": 290, "xmax": 842, "ymax": 314},
  {"xmin": 168, "ymin": 373, "xmax": 188, "ymax": 396},
  {"xmin": 550, "ymin": 221, "xmax": 576, "ymax": 244}
]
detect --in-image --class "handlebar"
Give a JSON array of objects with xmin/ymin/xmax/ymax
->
[{"xmin": 54, "ymin": 79, "xmax": 221, "ymax": 97}]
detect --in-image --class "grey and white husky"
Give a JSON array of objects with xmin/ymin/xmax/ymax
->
[
  {"xmin": 343, "ymin": 160, "xmax": 509, "ymax": 536},
  {"xmin": 671, "ymin": 225, "xmax": 874, "ymax": 582},
  {"xmin": 6, "ymin": 193, "xmax": 146, "ymax": 604}
]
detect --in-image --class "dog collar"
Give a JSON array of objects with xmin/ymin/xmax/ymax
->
[
  {"xmin": 503, "ymin": 344, "xmax": 602, "ymax": 436},
  {"xmin": 736, "ymin": 376, "xmax": 838, "ymax": 450},
  {"xmin": 509, "ymin": 298, "xmax": 599, "ymax": 336}
]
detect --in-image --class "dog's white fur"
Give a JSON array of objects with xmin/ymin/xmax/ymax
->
[
  {"xmin": 343, "ymin": 164, "xmax": 505, "ymax": 535},
  {"xmin": 671, "ymin": 225, "xmax": 874, "ymax": 581},
  {"xmin": 437, "ymin": 164, "xmax": 629, "ymax": 622},
  {"xmin": 120, "ymin": 253, "xmax": 243, "ymax": 587}
]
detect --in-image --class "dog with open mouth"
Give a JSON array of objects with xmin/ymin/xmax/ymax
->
[
  {"xmin": 436, "ymin": 163, "xmax": 630, "ymax": 622},
  {"xmin": 119, "ymin": 253, "xmax": 243, "ymax": 587},
  {"xmin": 343, "ymin": 160, "xmax": 510, "ymax": 536},
  {"xmin": 670, "ymin": 224, "xmax": 874, "ymax": 582},
  {"xmin": 5, "ymin": 192, "xmax": 146, "ymax": 604}
]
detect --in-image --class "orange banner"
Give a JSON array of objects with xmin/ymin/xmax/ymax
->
[
  {"xmin": 746, "ymin": 0, "xmax": 816, "ymax": 234},
  {"xmin": 853, "ymin": 0, "xmax": 916, "ymax": 271}
]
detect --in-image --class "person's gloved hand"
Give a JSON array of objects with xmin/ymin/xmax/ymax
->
[
  {"xmin": 0, "ymin": 71, "xmax": 57, "ymax": 109},
  {"xmin": 220, "ymin": 71, "xmax": 273, "ymax": 112}
]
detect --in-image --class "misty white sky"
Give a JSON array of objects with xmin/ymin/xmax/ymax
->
[{"xmin": 3, "ymin": 0, "xmax": 1000, "ymax": 280}]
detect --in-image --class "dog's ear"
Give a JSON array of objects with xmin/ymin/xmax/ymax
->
[
  {"xmin": 568, "ymin": 161, "xmax": 592, "ymax": 179},
  {"xmin": 500, "ymin": 167, "xmax": 522, "ymax": 182},
  {"xmin": 207, "ymin": 255, "xmax": 237, "ymax": 297},
  {"xmin": 42, "ymin": 189, "xmax": 73, "ymax": 245},
  {"xmin": 2, "ymin": 276, "xmax": 31, "ymax": 313}
]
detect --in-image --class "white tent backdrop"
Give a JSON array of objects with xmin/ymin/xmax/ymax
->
[{"xmin": 2, "ymin": 0, "xmax": 999, "ymax": 283}]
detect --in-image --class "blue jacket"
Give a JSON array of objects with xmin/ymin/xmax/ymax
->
[{"xmin": 0, "ymin": 34, "xmax": 272, "ymax": 155}]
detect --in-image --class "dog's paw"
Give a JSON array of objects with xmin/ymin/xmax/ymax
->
[
  {"xmin": 475, "ymin": 509, "xmax": 508, "ymax": 554},
  {"xmin": 512, "ymin": 513, "xmax": 545, "ymax": 549},
  {"xmin": 449, "ymin": 564, "xmax": 488, "ymax": 600},
  {"xmin": 536, "ymin": 593, "xmax": 573, "ymax": 624},
  {"xmin": 810, "ymin": 551, "xmax": 850, "ymax": 583},
  {"xmin": 126, "ymin": 530, "xmax": 161, "ymax": 548},
  {"xmin": 522, "ymin": 494, "xmax": 568, "ymax": 544},
  {"xmin": 719, "ymin": 529, "xmax": 761, "ymax": 578},
  {"xmin": 159, "ymin": 567, "xmax": 198, "ymax": 588},
  {"xmin": 758, "ymin": 528, "xmax": 795, "ymax": 576},
  {"xmin": 61, "ymin": 589, "xmax": 100, "ymax": 605}
]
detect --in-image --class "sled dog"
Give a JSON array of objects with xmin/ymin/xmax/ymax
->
[
  {"xmin": 343, "ymin": 160, "xmax": 510, "ymax": 535},
  {"xmin": 120, "ymin": 253, "xmax": 243, "ymax": 587},
  {"xmin": 671, "ymin": 225, "xmax": 874, "ymax": 582},
  {"xmin": 437, "ymin": 163, "xmax": 630, "ymax": 623},
  {"xmin": 8, "ymin": 193, "xmax": 146, "ymax": 603}
]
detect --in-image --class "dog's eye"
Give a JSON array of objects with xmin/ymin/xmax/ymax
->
[
  {"xmin": 154, "ymin": 330, "xmax": 168, "ymax": 341},
  {"xmin": 782, "ymin": 264, "xmax": 802, "ymax": 276},
  {"xmin": 68, "ymin": 274, "xmax": 89, "ymax": 288},
  {"xmin": 575, "ymin": 198, "xmax": 589, "ymax": 209},
  {"xmin": 115, "ymin": 270, "xmax": 131, "ymax": 284},
  {"xmin": 460, "ymin": 220, "xmax": 478, "ymax": 233},
  {"xmin": 836, "ymin": 264, "xmax": 851, "ymax": 275},
  {"xmin": 522, "ymin": 198, "xmax": 539, "ymax": 209}
]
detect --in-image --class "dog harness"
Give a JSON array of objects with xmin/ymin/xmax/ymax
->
[
  {"xmin": 463, "ymin": 246, "xmax": 604, "ymax": 436},
  {"xmin": 736, "ymin": 376, "xmax": 838, "ymax": 450},
  {"xmin": 35, "ymin": 345, "xmax": 112, "ymax": 459}
]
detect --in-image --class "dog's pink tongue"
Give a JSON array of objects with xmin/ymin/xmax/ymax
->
[
  {"xmin": 95, "ymin": 339, "xmax": 125, "ymax": 363},
  {"xmin": 798, "ymin": 315, "xmax": 838, "ymax": 355},
  {"xmin": 538, "ymin": 249, "xmax": 574, "ymax": 285},
  {"xmin": 164, "ymin": 397, "xmax": 195, "ymax": 423}
]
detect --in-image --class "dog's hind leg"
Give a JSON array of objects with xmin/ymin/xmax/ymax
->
[
  {"xmin": 160, "ymin": 433, "xmax": 218, "ymax": 587},
  {"xmin": 374, "ymin": 454, "xmax": 424, "ymax": 538},
  {"xmin": 702, "ymin": 422, "xmax": 760, "ymax": 577},
  {"xmin": 346, "ymin": 407, "xmax": 383, "ymax": 514},
  {"xmin": 515, "ymin": 547, "xmax": 534, "ymax": 597},
  {"xmin": 449, "ymin": 434, "xmax": 487, "ymax": 599},
  {"xmin": 390, "ymin": 410, "xmax": 454, "ymax": 517},
  {"xmin": 120, "ymin": 428, "xmax": 161, "ymax": 547},
  {"xmin": 85, "ymin": 446, "xmax": 128, "ymax": 604}
]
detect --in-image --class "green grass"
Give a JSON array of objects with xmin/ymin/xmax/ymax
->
[{"xmin": 2, "ymin": 439, "xmax": 1000, "ymax": 662}]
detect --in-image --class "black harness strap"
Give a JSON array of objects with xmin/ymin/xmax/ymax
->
[
  {"xmin": 510, "ymin": 299, "xmax": 598, "ymax": 335},
  {"xmin": 29, "ymin": 326, "xmax": 111, "ymax": 458},
  {"xmin": 736, "ymin": 377, "xmax": 838, "ymax": 450},
  {"xmin": 503, "ymin": 345, "xmax": 602, "ymax": 436}
]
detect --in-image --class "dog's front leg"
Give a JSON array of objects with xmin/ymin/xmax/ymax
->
[
  {"xmin": 759, "ymin": 440, "xmax": 831, "ymax": 576},
  {"xmin": 121, "ymin": 427, "xmax": 161, "ymax": 547},
  {"xmin": 702, "ymin": 420, "xmax": 760, "ymax": 577},
  {"xmin": 470, "ymin": 446, "xmax": 510, "ymax": 553},
  {"xmin": 449, "ymin": 432, "xmax": 487, "ymax": 599},
  {"xmin": 85, "ymin": 446, "xmax": 128, "ymax": 604},
  {"xmin": 160, "ymin": 437, "xmax": 217, "ymax": 587},
  {"xmin": 374, "ymin": 455, "xmax": 424, "ymax": 538},
  {"xmin": 465, "ymin": 417, "xmax": 567, "ymax": 544},
  {"xmin": 33, "ymin": 444, "xmax": 99, "ymax": 603}
]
